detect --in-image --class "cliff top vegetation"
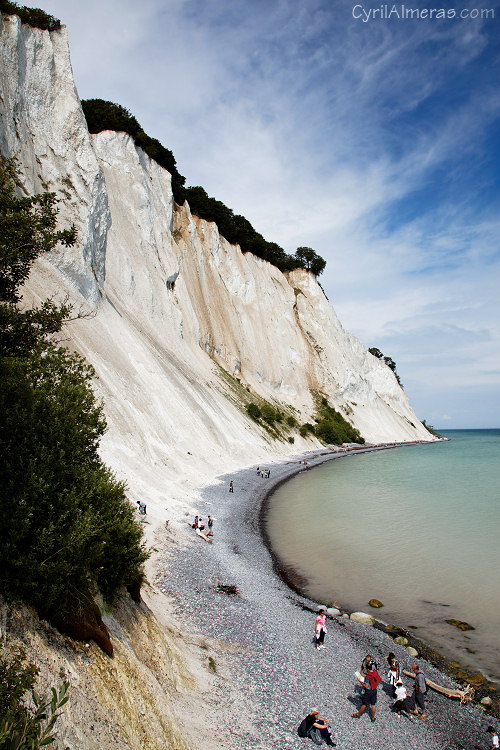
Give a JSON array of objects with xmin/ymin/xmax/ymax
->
[
  {"xmin": 0, "ymin": 0, "xmax": 60, "ymax": 30},
  {"xmin": 81, "ymin": 99, "xmax": 327, "ymax": 277}
]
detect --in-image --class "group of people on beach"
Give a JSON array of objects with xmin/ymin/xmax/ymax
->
[
  {"xmin": 306, "ymin": 607, "xmax": 498, "ymax": 746},
  {"xmin": 191, "ymin": 514, "xmax": 214, "ymax": 536},
  {"xmin": 300, "ymin": 608, "xmax": 436, "ymax": 746},
  {"xmin": 256, "ymin": 466, "xmax": 271, "ymax": 478}
]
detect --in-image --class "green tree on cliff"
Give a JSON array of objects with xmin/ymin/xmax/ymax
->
[{"xmin": 294, "ymin": 246, "xmax": 327, "ymax": 276}]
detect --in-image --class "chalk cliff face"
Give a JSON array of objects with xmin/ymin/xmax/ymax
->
[
  {"xmin": 0, "ymin": 14, "xmax": 437, "ymax": 750},
  {"xmin": 1, "ymin": 13, "xmax": 433, "ymax": 506}
]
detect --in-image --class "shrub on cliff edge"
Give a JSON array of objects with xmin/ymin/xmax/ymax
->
[{"xmin": 0, "ymin": 0, "xmax": 60, "ymax": 30}]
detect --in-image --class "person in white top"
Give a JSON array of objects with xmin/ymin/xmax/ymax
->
[
  {"xmin": 393, "ymin": 680, "xmax": 411, "ymax": 718},
  {"xmin": 488, "ymin": 726, "xmax": 499, "ymax": 749}
]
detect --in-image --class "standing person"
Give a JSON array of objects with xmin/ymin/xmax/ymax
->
[
  {"xmin": 352, "ymin": 667, "xmax": 382, "ymax": 722},
  {"xmin": 386, "ymin": 652, "xmax": 400, "ymax": 697},
  {"xmin": 207, "ymin": 515, "xmax": 214, "ymax": 535},
  {"xmin": 487, "ymin": 726, "xmax": 499, "ymax": 749},
  {"xmin": 314, "ymin": 608, "xmax": 327, "ymax": 650},
  {"xmin": 360, "ymin": 654, "xmax": 376, "ymax": 675},
  {"xmin": 192, "ymin": 515, "xmax": 199, "ymax": 528},
  {"xmin": 410, "ymin": 663, "xmax": 427, "ymax": 718},
  {"xmin": 298, "ymin": 709, "xmax": 336, "ymax": 746},
  {"xmin": 229, "ymin": 480, "xmax": 234, "ymax": 492}
]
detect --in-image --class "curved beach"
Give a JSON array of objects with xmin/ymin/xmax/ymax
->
[{"xmin": 162, "ymin": 448, "xmax": 494, "ymax": 750}]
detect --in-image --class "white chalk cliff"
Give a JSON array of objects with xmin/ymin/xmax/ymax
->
[
  {"xmin": 0, "ymin": 13, "xmax": 437, "ymax": 749},
  {"xmin": 0, "ymin": 15, "xmax": 432, "ymax": 504}
]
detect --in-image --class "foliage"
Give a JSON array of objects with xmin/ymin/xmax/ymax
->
[
  {"xmin": 81, "ymin": 100, "xmax": 186, "ymax": 202},
  {"xmin": 0, "ymin": 0, "xmax": 60, "ymax": 30},
  {"xmin": 0, "ymin": 645, "xmax": 68, "ymax": 749},
  {"xmin": 80, "ymin": 100, "xmax": 327, "ymax": 277},
  {"xmin": 294, "ymin": 247, "xmax": 327, "ymax": 277},
  {"xmin": 0, "ymin": 155, "xmax": 148, "ymax": 620},
  {"xmin": 368, "ymin": 347, "xmax": 402, "ymax": 387},
  {"xmin": 299, "ymin": 423, "xmax": 314, "ymax": 437},
  {"xmin": 246, "ymin": 402, "xmax": 261, "ymax": 421},
  {"xmin": 313, "ymin": 396, "xmax": 364, "ymax": 445},
  {"xmin": 421, "ymin": 419, "xmax": 443, "ymax": 438},
  {"xmin": 0, "ymin": 158, "xmax": 76, "ymax": 304}
]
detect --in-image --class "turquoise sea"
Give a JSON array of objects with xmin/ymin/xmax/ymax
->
[{"xmin": 266, "ymin": 430, "xmax": 500, "ymax": 681}]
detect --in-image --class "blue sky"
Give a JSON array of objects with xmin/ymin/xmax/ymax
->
[{"xmin": 24, "ymin": 0, "xmax": 500, "ymax": 428}]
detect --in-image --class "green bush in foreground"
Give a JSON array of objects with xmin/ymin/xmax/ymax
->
[
  {"xmin": 0, "ymin": 645, "xmax": 68, "ymax": 750},
  {"xmin": 0, "ymin": 155, "xmax": 148, "ymax": 624}
]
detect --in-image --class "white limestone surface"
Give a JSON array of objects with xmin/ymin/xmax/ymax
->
[{"xmin": 0, "ymin": 11, "xmax": 435, "ymax": 524}]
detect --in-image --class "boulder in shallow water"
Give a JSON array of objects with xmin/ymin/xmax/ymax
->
[
  {"xmin": 327, "ymin": 607, "xmax": 340, "ymax": 616},
  {"xmin": 350, "ymin": 612, "xmax": 376, "ymax": 625},
  {"xmin": 368, "ymin": 598, "xmax": 384, "ymax": 608},
  {"xmin": 394, "ymin": 636, "xmax": 409, "ymax": 646},
  {"xmin": 445, "ymin": 619, "xmax": 475, "ymax": 631},
  {"xmin": 406, "ymin": 646, "xmax": 419, "ymax": 657},
  {"xmin": 480, "ymin": 696, "xmax": 493, "ymax": 707}
]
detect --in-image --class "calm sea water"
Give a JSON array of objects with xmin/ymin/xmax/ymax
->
[{"xmin": 266, "ymin": 430, "xmax": 500, "ymax": 681}]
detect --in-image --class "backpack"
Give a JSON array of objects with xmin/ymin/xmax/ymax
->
[
  {"xmin": 297, "ymin": 718, "xmax": 308, "ymax": 738},
  {"xmin": 367, "ymin": 670, "xmax": 382, "ymax": 690}
]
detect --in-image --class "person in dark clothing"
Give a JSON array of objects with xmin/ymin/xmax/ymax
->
[
  {"xmin": 409, "ymin": 663, "xmax": 427, "ymax": 718},
  {"xmin": 300, "ymin": 710, "xmax": 336, "ymax": 746},
  {"xmin": 352, "ymin": 668, "xmax": 382, "ymax": 722}
]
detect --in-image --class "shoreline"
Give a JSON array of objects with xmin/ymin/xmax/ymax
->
[
  {"xmin": 163, "ymin": 444, "xmax": 499, "ymax": 749},
  {"xmin": 258, "ymin": 444, "xmax": 500, "ymax": 714}
]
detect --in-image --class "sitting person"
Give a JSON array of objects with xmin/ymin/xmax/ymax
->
[
  {"xmin": 298, "ymin": 709, "xmax": 336, "ymax": 746},
  {"xmin": 393, "ymin": 680, "xmax": 412, "ymax": 718}
]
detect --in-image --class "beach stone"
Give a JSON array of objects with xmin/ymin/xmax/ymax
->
[
  {"xmin": 368, "ymin": 598, "xmax": 384, "ymax": 608},
  {"xmin": 480, "ymin": 696, "xmax": 492, "ymax": 707},
  {"xmin": 445, "ymin": 618, "xmax": 475, "ymax": 631},
  {"xmin": 326, "ymin": 607, "xmax": 340, "ymax": 616},
  {"xmin": 350, "ymin": 612, "xmax": 376, "ymax": 625},
  {"xmin": 394, "ymin": 636, "xmax": 409, "ymax": 646},
  {"xmin": 406, "ymin": 646, "xmax": 419, "ymax": 657}
]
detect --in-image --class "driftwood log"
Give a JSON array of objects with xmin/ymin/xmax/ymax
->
[{"xmin": 403, "ymin": 669, "xmax": 475, "ymax": 704}]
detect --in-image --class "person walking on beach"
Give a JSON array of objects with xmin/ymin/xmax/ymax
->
[
  {"xmin": 229, "ymin": 480, "xmax": 234, "ymax": 492},
  {"xmin": 298, "ymin": 709, "xmax": 336, "ymax": 746},
  {"xmin": 207, "ymin": 515, "xmax": 214, "ymax": 535},
  {"xmin": 352, "ymin": 667, "xmax": 382, "ymax": 722},
  {"xmin": 487, "ymin": 726, "xmax": 499, "ymax": 749},
  {"xmin": 409, "ymin": 663, "xmax": 427, "ymax": 718},
  {"xmin": 386, "ymin": 652, "xmax": 400, "ymax": 697},
  {"xmin": 314, "ymin": 607, "xmax": 327, "ymax": 650}
]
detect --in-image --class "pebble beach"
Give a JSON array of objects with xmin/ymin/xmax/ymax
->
[{"xmin": 163, "ymin": 448, "xmax": 494, "ymax": 750}]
